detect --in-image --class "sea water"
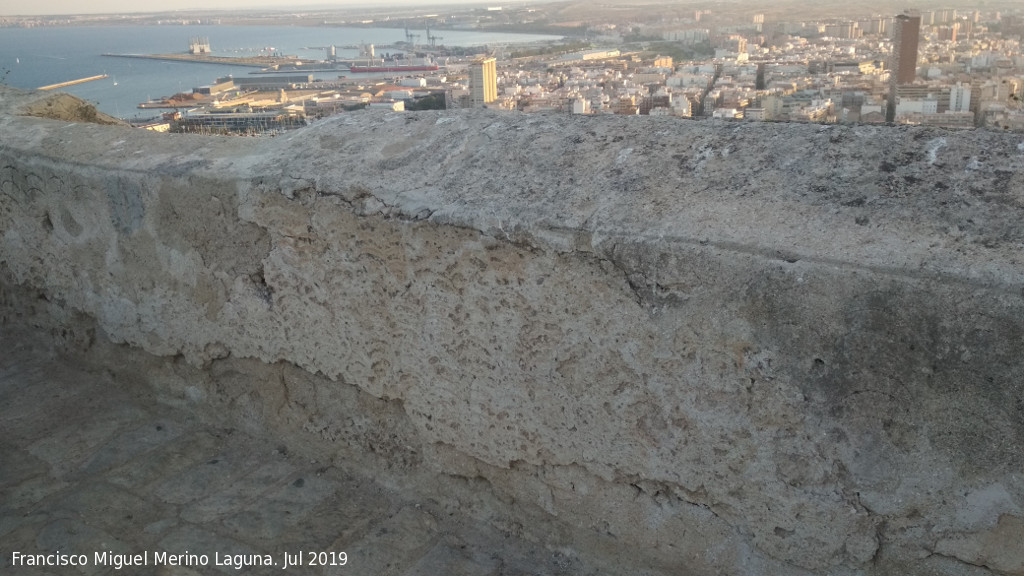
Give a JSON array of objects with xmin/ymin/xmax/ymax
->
[{"xmin": 0, "ymin": 24, "xmax": 560, "ymax": 120}]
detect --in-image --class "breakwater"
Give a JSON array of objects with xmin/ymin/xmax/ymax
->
[
  {"xmin": 103, "ymin": 52, "xmax": 299, "ymax": 68},
  {"xmin": 37, "ymin": 74, "xmax": 109, "ymax": 90}
]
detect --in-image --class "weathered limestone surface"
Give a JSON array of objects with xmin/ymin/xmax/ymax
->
[{"xmin": 2, "ymin": 85, "xmax": 1023, "ymax": 575}]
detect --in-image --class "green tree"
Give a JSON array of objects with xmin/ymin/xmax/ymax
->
[{"xmin": 405, "ymin": 93, "xmax": 446, "ymax": 111}]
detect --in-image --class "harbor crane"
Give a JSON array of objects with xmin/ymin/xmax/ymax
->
[{"xmin": 426, "ymin": 27, "xmax": 444, "ymax": 47}]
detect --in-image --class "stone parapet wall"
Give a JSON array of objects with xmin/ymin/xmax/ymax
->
[{"xmin": 2, "ymin": 86, "xmax": 1023, "ymax": 575}]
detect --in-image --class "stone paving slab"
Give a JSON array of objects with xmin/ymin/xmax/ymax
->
[
  {"xmin": 218, "ymin": 472, "xmax": 338, "ymax": 542},
  {"xmin": 0, "ymin": 365, "xmax": 95, "ymax": 443},
  {"xmin": 103, "ymin": 432, "xmax": 224, "ymax": 492},
  {"xmin": 329, "ymin": 506, "xmax": 440, "ymax": 576},
  {"xmin": 26, "ymin": 405, "xmax": 150, "ymax": 478},
  {"xmin": 77, "ymin": 421, "xmax": 187, "ymax": 478},
  {"xmin": 0, "ymin": 326, "xmax": 595, "ymax": 576}
]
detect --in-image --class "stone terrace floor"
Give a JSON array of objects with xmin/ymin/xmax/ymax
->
[{"xmin": 0, "ymin": 326, "xmax": 585, "ymax": 576}]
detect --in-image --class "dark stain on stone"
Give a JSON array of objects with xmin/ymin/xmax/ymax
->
[
  {"xmin": 105, "ymin": 174, "xmax": 145, "ymax": 235},
  {"xmin": 742, "ymin": 272, "xmax": 1024, "ymax": 478}
]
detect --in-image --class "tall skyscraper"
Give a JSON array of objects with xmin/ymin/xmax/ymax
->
[
  {"xmin": 469, "ymin": 57, "xmax": 497, "ymax": 108},
  {"xmin": 893, "ymin": 14, "xmax": 921, "ymax": 84},
  {"xmin": 887, "ymin": 13, "xmax": 921, "ymax": 122}
]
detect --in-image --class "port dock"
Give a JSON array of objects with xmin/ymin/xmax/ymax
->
[
  {"xmin": 103, "ymin": 53, "xmax": 303, "ymax": 68},
  {"xmin": 38, "ymin": 74, "xmax": 109, "ymax": 91}
]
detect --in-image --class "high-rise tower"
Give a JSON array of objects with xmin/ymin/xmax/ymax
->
[
  {"xmin": 469, "ymin": 57, "xmax": 497, "ymax": 108},
  {"xmin": 893, "ymin": 14, "xmax": 920, "ymax": 84},
  {"xmin": 887, "ymin": 13, "xmax": 921, "ymax": 122}
]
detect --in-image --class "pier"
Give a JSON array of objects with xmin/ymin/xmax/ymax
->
[
  {"xmin": 103, "ymin": 53, "xmax": 302, "ymax": 68},
  {"xmin": 37, "ymin": 74, "xmax": 109, "ymax": 91}
]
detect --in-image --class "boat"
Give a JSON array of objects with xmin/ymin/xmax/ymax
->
[{"xmin": 349, "ymin": 64, "xmax": 439, "ymax": 73}]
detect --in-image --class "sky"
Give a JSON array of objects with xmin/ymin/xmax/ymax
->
[{"xmin": 0, "ymin": 0, "xmax": 506, "ymax": 17}]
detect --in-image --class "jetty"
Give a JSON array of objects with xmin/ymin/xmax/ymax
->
[
  {"xmin": 37, "ymin": 74, "xmax": 108, "ymax": 91},
  {"xmin": 103, "ymin": 53, "xmax": 302, "ymax": 68}
]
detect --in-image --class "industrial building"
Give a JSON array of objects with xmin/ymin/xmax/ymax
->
[{"xmin": 216, "ymin": 75, "xmax": 315, "ymax": 91}]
